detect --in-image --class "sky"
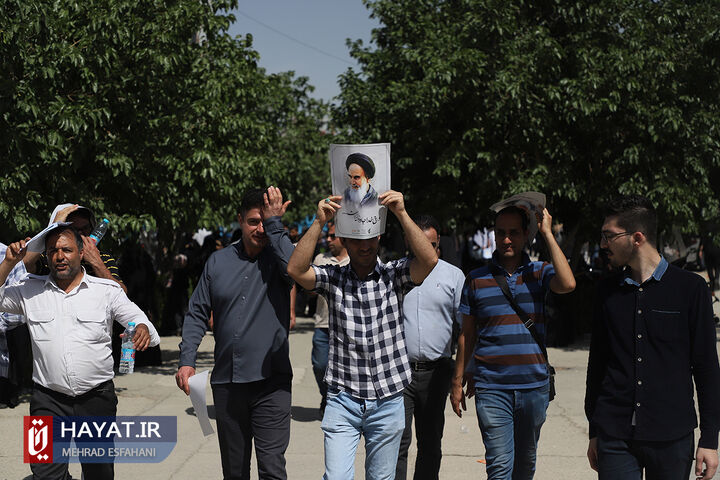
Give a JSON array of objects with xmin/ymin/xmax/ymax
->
[{"xmin": 227, "ymin": 1, "xmax": 380, "ymax": 103}]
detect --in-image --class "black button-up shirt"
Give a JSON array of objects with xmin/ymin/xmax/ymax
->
[
  {"xmin": 585, "ymin": 258, "xmax": 720, "ymax": 448},
  {"xmin": 178, "ymin": 216, "xmax": 294, "ymax": 384}
]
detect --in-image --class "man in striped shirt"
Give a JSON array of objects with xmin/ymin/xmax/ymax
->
[{"xmin": 451, "ymin": 204, "xmax": 575, "ymax": 480}]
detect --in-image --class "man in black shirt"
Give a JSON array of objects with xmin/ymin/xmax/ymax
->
[{"xmin": 585, "ymin": 195, "xmax": 720, "ymax": 480}]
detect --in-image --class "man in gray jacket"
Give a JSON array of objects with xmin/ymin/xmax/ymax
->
[{"xmin": 176, "ymin": 186, "xmax": 294, "ymax": 480}]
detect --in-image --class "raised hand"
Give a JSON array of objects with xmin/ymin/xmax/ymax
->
[
  {"xmin": 537, "ymin": 207, "xmax": 553, "ymax": 236},
  {"xmin": 3, "ymin": 238, "xmax": 31, "ymax": 266},
  {"xmin": 379, "ymin": 190, "xmax": 406, "ymax": 217},
  {"xmin": 317, "ymin": 195, "xmax": 341, "ymax": 225},
  {"xmin": 81, "ymin": 236, "xmax": 104, "ymax": 271},
  {"xmin": 54, "ymin": 204, "xmax": 79, "ymax": 223},
  {"xmin": 262, "ymin": 186, "xmax": 292, "ymax": 219}
]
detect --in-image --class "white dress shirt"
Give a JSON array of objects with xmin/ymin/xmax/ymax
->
[{"xmin": 0, "ymin": 269, "xmax": 160, "ymax": 396}]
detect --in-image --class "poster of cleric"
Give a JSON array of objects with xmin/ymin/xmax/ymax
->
[{"xmin": 330, "ymin": 143, "xmax": 391, "ymax": 239}]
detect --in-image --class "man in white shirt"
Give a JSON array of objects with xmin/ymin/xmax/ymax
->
[{"xmin": 0, "ymin": 225, "xmax": 160, "ymax": 480}]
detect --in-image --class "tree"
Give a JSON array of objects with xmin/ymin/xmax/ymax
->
[
  {"xmin": 335, "ymin": 0, "xmax": 720, "ymax": 258},
  {"xmin": 0, "ymin": 0, "xmax": 330, "ymax": 246}
]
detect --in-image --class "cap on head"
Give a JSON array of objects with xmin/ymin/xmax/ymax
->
[{"xmin": 345, "ymin": 153, "xmax": 375, "ymax": 179}]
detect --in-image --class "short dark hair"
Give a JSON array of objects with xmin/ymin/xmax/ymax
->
[
  {"xmin": 239, "ymin": 188, "xmax": 265, "ymax": 218},
  {"xmin": 414, "ymin": 215, "xmax": 440, "ymax": 234},
  {"xmin": 46, "ymin": 225, "xmax": 84, "ymax": 251},
  {"xmin": 604, "ymin": 195, "xmax": 657, "ymax": 246},
  {"xmin": 495, "ymin": 206, "xmax": 529, "ymax": 231}
]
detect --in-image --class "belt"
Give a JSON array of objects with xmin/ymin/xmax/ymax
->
[
  {"xmin": 409, "ymin": 359, "xmax": 446, "ymax": 371},
  {"xmin": 34, "ymin": 379, "xmax": 114, "ymax": 400}
]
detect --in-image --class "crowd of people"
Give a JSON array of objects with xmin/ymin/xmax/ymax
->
[{"xmin": 1, "ymin": 186, "xmax": 720, "ymax": 480}]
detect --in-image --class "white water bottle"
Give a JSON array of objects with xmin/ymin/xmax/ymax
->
[{"xmin": 119, "ymin": 322, "xmax": 136, "ymax": 374}]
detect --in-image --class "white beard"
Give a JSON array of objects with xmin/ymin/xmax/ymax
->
[{"xmin": 347, "ymin": 182, "xmax": 369, "ymax": 206}]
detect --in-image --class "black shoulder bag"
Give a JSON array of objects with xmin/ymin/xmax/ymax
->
[{"xmin": 489, "ymin": 264, "xmax": 556, "ymax": 401}]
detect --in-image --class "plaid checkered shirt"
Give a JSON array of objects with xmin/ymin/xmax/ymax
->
[{"xmin": 313, "ymin": 258, "xmax": 416, "ymax": 400}]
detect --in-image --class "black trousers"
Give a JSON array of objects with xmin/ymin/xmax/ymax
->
[
  {"xmin": 212, "ymin": 376, "xmax": 291, "ymax": 480},
  {"xmin": 30, "ymin": 380, "xmax": 117, "ymax": 480},
  {"xmin": 396, "ymin": 358, "xmax": 454, "ymax": 480},
  {"xmin": 597, "ymin": 432, "xmax": 694, "ymax": 480}
]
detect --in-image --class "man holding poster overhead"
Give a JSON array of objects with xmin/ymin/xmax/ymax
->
[{"xmin": 288, "ymin": 190, "xmax": 438, "ymax": 480}]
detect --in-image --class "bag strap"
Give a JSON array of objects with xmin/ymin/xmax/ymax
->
[{"xmin": 489, "ymin": 263, "xmax": 550, "ymax": 364}]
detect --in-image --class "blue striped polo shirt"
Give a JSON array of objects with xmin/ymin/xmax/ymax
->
[{"xmin": 460, "ymin": 253, "xmax": 555, "ymax": 389}]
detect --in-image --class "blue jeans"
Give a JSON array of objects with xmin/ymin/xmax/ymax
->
[
  {"xmin": 321, "ymin": 390, "xmax": 405, "ymax": 480},
  {"xmin": 475, "ymin": 384, "xmax": 549, "ymax": 480},
  {"xmin": 312, "ymin": 328, "xmax": 330, "ymax": 406}
]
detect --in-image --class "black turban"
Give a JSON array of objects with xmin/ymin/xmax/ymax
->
[{"xmin": 345, "ymin": 153, "xmax": 375, "ymax": 179}]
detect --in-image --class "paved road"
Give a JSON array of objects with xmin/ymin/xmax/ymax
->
[{"xmin": 2, "ymin": 294, "xmax": 719, "ymax": 479}]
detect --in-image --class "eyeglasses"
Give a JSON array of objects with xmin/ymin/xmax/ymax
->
[
  {"xmin": 600, "ymin": 231, "xmax": 632, "ymax": 243},
  {"xmin": 327, "ymin": 234, "xmax": 336, "ymax": 240}
]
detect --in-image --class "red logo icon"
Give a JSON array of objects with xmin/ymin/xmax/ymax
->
[{"xmin": 24, "ymin": 416, "xmax": 53, "ymax": 463}]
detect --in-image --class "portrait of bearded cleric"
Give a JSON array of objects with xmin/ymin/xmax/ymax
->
[{"xmin": 342, "ymin": 153, "xmax": 378, "ymax": 214}]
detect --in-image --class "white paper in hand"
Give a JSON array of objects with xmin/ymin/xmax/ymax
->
[
  {"xmin": 188, "ymin": 370, "xmax": 214, "ymax": 436},
  {"xmin": 489, "ymin": 192, "xmax": 546, "ymax": 243},
  {"xmin": 26, "ymin": 222, "xmax": 73, "ymax": 253}
]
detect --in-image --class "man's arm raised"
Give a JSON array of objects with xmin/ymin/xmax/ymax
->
[
  {"xmin": 536, "ymin": 208, "xmax": 576, "ymax": 294},
  {"xmin": 287, "ymin": 196, "xmax": 341, "ymax": 291},
  {"xmin": 379, "ymin": 190, "xmax": 438, "ymax": 284},
  {"xmin": 81, "ymin": 237, "xmax": 128, "ymax": 293},
  {"xmin": 0, "ymin": 239, "xmax": 30, "ymax": 316},
  {"xmin": 0, "ymin": 238, "xmax": 29, "ymax": 286}
]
